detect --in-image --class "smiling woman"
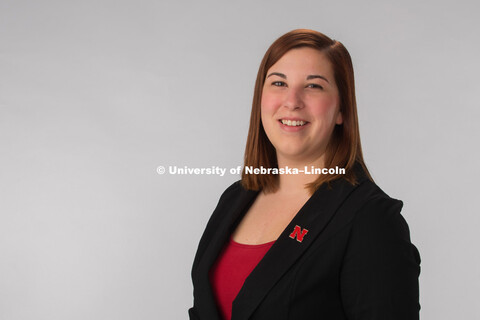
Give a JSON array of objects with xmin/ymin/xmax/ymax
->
[{"xmin": 189, "ymin": 29, "xmax": 421, "ymax": 320}]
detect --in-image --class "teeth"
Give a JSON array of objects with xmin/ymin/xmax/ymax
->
[{"xmin": 281, "ymin": 119, "xmax": 307, "ymax": 127}]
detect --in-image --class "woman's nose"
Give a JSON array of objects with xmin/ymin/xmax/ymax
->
[{"xmin": 283, "ymin": 88, "xmax": 304, "ymax": 110}]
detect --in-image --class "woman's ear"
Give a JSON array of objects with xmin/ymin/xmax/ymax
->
[{"xmin": 335, "ymin": 111, "xmax": 343, "ymax": 125}]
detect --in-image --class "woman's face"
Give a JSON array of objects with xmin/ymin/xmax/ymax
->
[{"xmin": 260, "ymin": 47, "xmax": 343, "ymax": 166}]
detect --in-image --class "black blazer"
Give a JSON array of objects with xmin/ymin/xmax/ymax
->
[{"xmin": 189, "ymin": 170, "xmax": 421, "ymax": 320}]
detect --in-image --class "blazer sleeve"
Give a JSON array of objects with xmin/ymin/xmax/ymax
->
[{"xmin": 340, "ymin": 196, "xmax": 421, "ymax": 320}]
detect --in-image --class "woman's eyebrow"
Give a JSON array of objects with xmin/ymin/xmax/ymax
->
[
  {"xmin": 266, "ymin": 72, "xmax": 329, "ymax": 84},
  {"xmin": 307, "ymin": 74, "xmax": 329, "ymax": 83},
  {"xmin": 266, "ymin": 72, "xmax": 286, "ymax": 79}
]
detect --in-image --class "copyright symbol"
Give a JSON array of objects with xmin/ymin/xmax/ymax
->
[{"xmin": 156, "ymin": 166, "xmax": 166, "ymax": 174}]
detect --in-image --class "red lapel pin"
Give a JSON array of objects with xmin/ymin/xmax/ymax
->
[{"xmin": 289, "ymin": 225, "xmax": 309, "ymax": 242}]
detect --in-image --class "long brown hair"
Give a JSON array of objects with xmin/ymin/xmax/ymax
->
[{"xmin": 241, "ymin": 29, "xmax": 372, "ymax": 195}]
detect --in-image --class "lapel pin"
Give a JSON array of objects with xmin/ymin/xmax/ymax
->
[{"xmin": 289, "ymin": 225, "xmax": 309, "ymax": 243}]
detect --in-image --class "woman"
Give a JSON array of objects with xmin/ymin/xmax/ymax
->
[{"xmin": 189, "ymin": 29, "xmax": 421, "ymax": 320}]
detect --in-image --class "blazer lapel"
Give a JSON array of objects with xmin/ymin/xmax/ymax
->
[
  {"xmin": 194, "ymin": 185, "xmax": 260, "ymax": 320},
  {"xmin": 232, "ymin": 177, "xmax": 363, "ymax": 320}
]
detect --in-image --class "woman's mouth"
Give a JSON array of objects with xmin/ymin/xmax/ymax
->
[
  {"xmin": 279, "ymin": 119, "xmax": 308, "ymax": 127},
  {"xmin": 278, "ymin": 119, "xmax": 310, "ymax": 132}
]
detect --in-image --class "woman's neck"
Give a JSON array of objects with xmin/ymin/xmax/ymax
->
[{"xmin": 274, "ymin": 154, "xmax": 325, "ymax": 195}]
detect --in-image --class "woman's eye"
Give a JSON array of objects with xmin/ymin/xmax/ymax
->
[
  {"xmin": 272, "ymin": 81, "xmax": 286, "ymax": 87},
  {"xmin": 307, "ymin": 83, "xmax": 323, "ymax": 89}
]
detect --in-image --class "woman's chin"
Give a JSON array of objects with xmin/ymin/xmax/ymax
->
[
  {"xmin": 275, "ymin": 151, "xmax": 310, "ymax": 164},
  {"xmin": 275, "ymin": 148, "xmax": 326, "ymax": 166}
]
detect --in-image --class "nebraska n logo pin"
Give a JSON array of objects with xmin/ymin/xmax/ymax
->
[{"xmin": 289, "ymin": 225, "xmax": 309, "ymax": 242}]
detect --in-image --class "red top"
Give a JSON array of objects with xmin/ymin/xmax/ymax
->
[{"xmin": 209, "ymin": 237, "xmax": 275, "ymax": 320}]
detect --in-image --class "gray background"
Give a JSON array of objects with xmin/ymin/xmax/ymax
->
[{"xmin": 1, "ymin": 0, "xmax": 479, "ymax": 319}]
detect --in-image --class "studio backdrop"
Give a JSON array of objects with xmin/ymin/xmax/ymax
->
[{"xmin": 1, "ymin": 0, "xmax": 479, "ymax": 319}]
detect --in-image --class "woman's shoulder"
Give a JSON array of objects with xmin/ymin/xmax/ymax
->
[
  {"xmin": 355, "ymin": 179, "xmax": 403, "ymax": 211},
  {"xmin": 356, "ymin": 179, "xmax": 403, "ymax": 211},
  {"xmin": 204, "ymin": 180, "xmax": 246, "ymax": 223},
  {"xmin": 348, "ymin": 179, "xmax": 414, "ymax": 245},
  {"xmin": 218, "ymin": 179, "xmax": 244, "ymax": 199}
]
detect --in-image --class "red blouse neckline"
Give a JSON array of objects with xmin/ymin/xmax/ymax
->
[{"xmin": 229, "ymin": 237, "xmax": 276, "ymax": 248}]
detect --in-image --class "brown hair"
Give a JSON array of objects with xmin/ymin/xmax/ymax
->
[{"xmin": 240, "ymin": 29, "xmax": 373, "ymax": 195}]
